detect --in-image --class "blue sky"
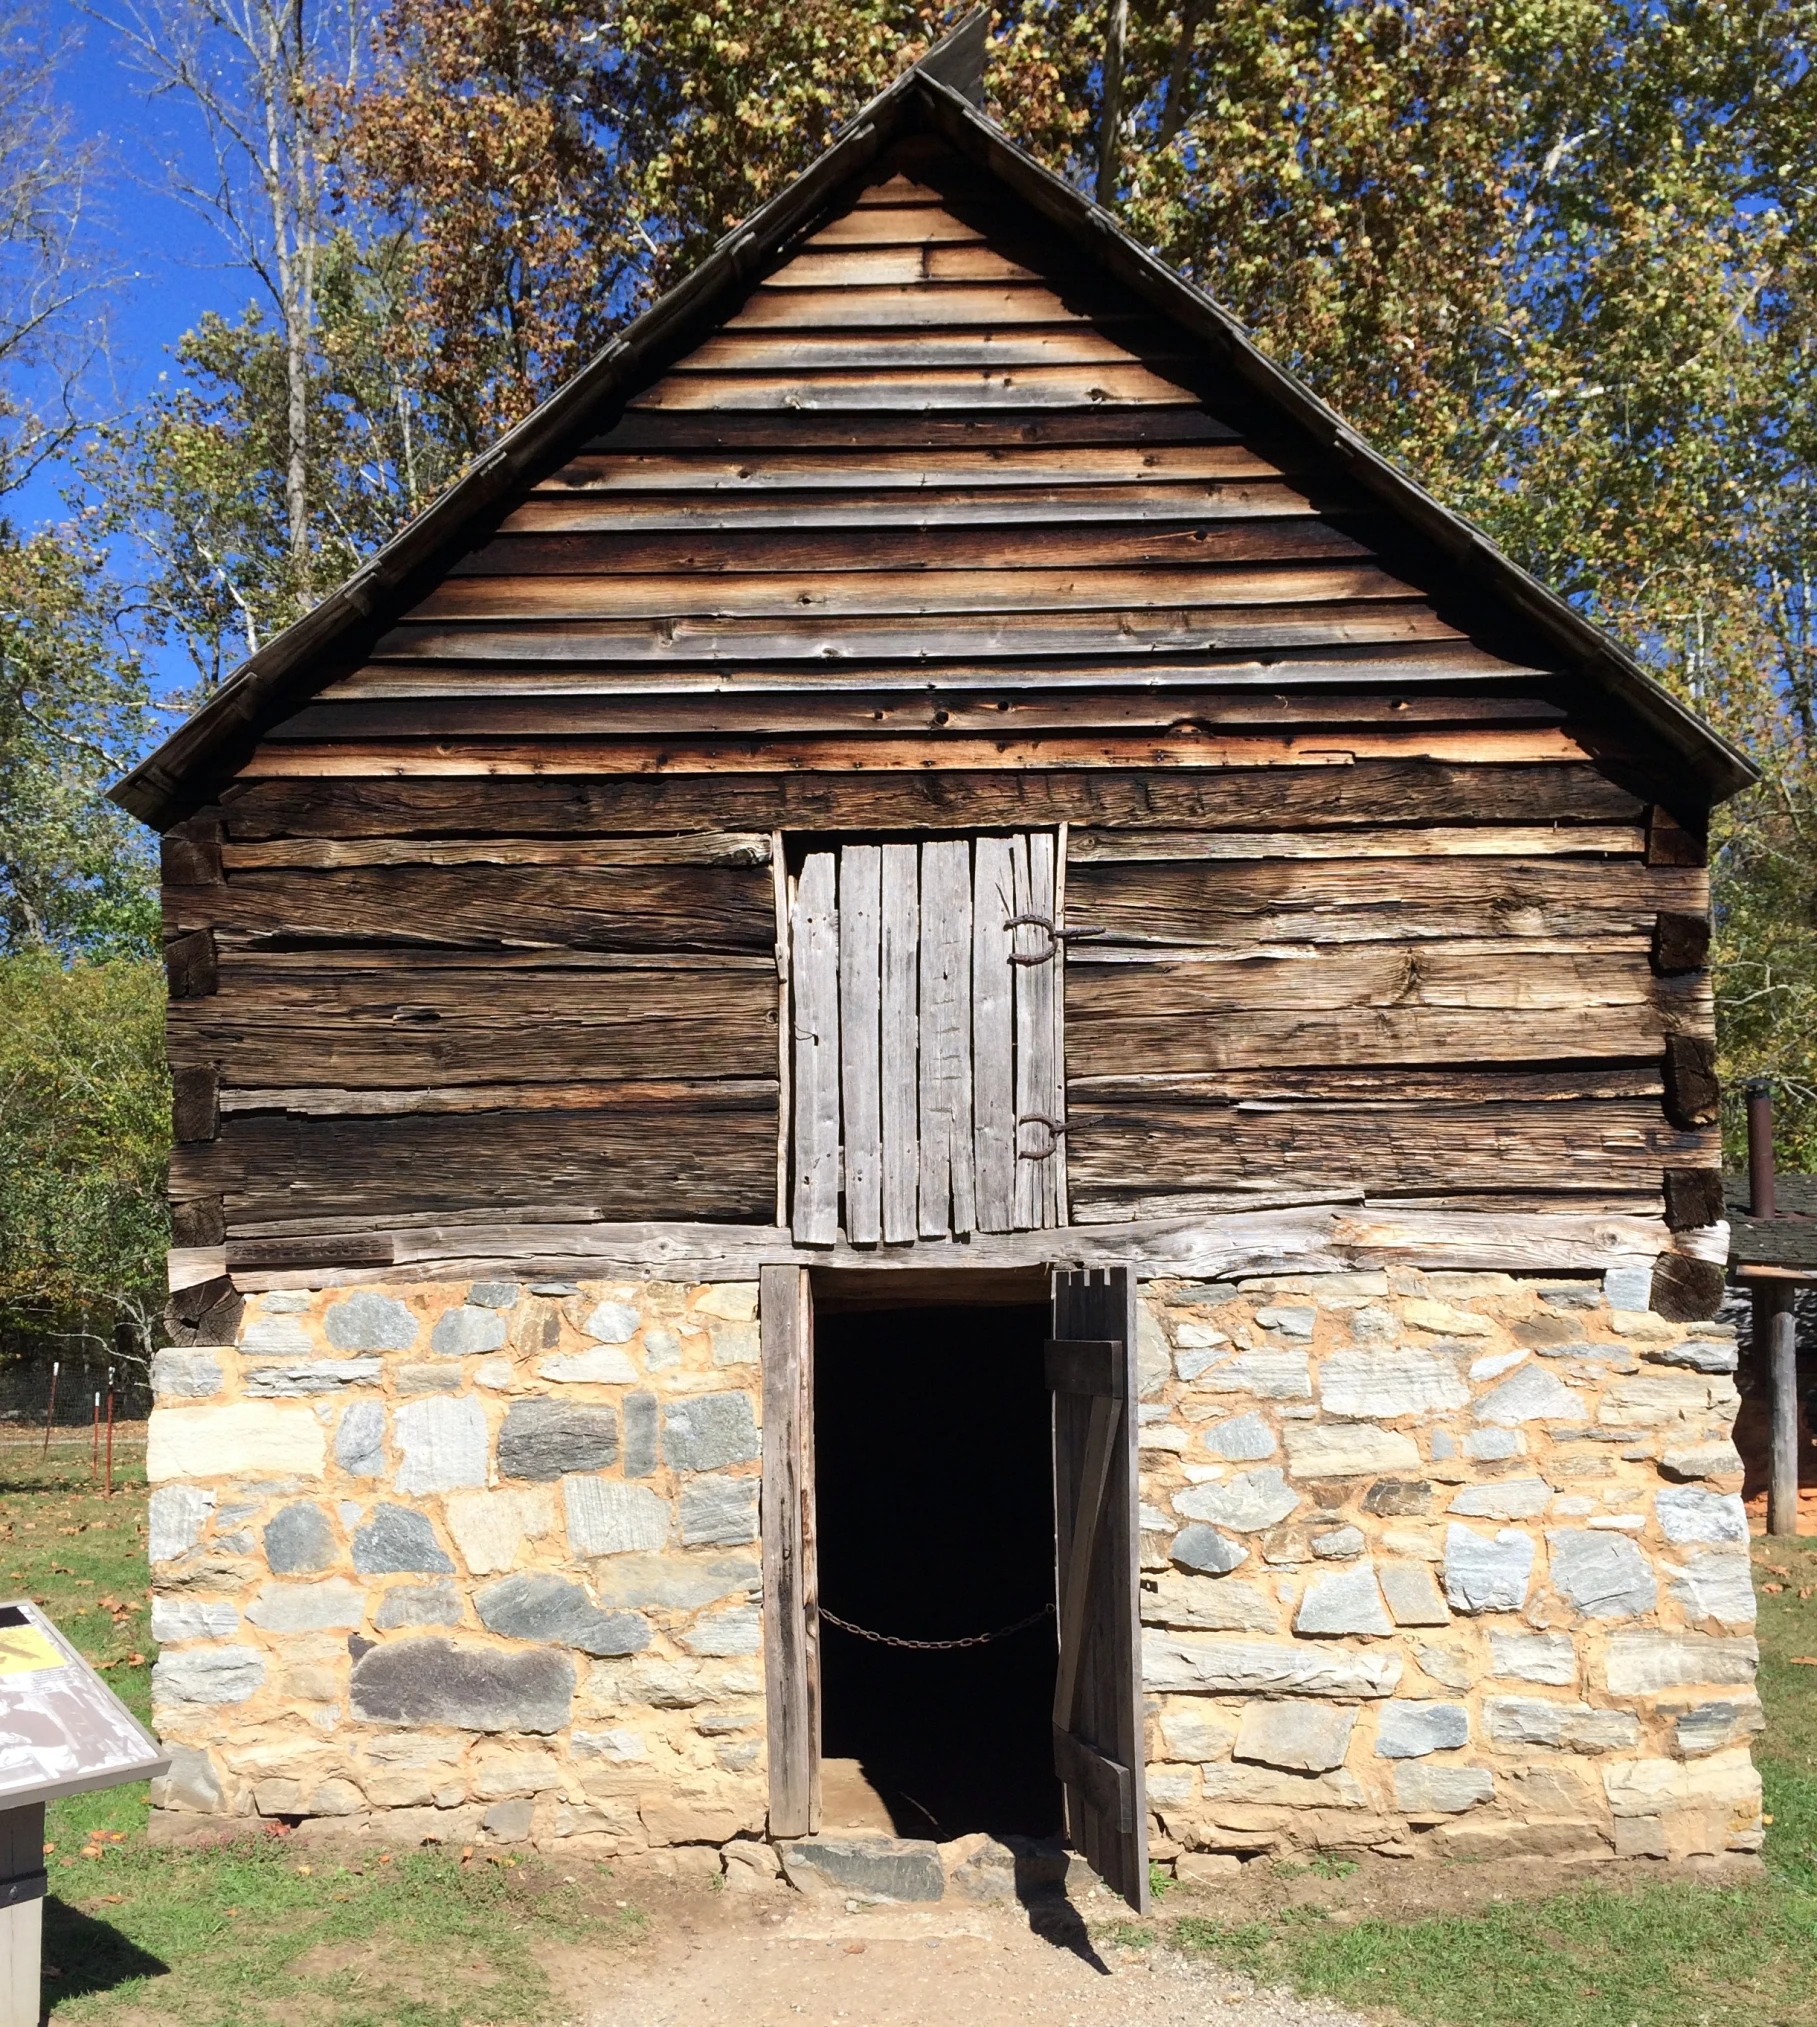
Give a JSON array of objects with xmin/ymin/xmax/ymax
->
[{"xmin": 14, "ymin": 9, "xmax": 264, "ymax": 695}]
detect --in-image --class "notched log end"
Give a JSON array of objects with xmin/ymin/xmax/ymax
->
[
  {"xmin": 1645, "ymin": 805, "xmax": 1707, "ymax": 867},
  {"xmin": 164, "ymin": 928, "xmax": 219, "ymax": 999},
  {"xmin": 1661, "ymin": 1036, "xmax": 1720, "ymax": 1129},
  {"xmin": 170, "ymin": 1196, "xmax": 226, "ymax": 1249},
  {"xmin": 1650, "ymin": 1250, "xmax": 1727, "ymax": 1322},
  {"xmin": 1650, "ymin": 910, "xmax": 1710, "ymax": 976},
  {"xmin": 1662, "ymin": 1166, "xmax": 1725, "ymax": 1231}
]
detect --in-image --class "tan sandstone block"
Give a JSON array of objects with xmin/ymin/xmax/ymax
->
[
  {"xmin": 640, "ymin": 1794, "xmax": 758, "ymax": 1846},
  {"xmin": 473, "ymin": 1746, "xmax": 562, "ymax": 1800},
  {"xmin": 444, "ymin": 1488, "xmax": 557, "ymax": 1576},
  {"xmin": 148, "ymin": 1403, "xmax": 326, "ymax": 1482}
]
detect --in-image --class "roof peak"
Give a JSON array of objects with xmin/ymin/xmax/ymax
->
[{"xmin": 914, "ymin": 8, "xmax": 989, "ymax": 106}]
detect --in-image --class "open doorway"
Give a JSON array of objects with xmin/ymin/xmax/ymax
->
[{"xmin": 813, "ymin": 1300, "xmax": 1062, "ymax": 1844}]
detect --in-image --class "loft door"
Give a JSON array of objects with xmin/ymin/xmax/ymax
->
[{"xmin": 788, "ymin": 834, "xmax": 1067, "ymax": 1243}]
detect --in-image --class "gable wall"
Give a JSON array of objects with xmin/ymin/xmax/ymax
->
[{"xmin": 160, "ymin": 151, "xmax": 1719, "ymax": 1292}]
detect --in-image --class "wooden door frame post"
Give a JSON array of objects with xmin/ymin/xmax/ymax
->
[{"xmin": 761, "ymin": 1263, "xmax": 820, "ymax": 1836}]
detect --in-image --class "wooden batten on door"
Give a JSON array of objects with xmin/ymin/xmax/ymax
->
[{"xmin": 787, "ymin": 833, "xmax": 1068, "ymax": 1244}]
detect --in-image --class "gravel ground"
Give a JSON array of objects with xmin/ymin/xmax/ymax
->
[{"xmin": 569, "ymin": 1890, "xmax": 1374, "ymax": 2027}]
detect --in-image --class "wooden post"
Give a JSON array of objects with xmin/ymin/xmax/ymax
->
[
  {"xmin": 0, "ymin": 1800, "xmax": 46, "ymax": 2026},
  {"xmin": 760, "ymin": 1264, "xmax": 819, "ymax": 1837},
  {"xmin": 38, "ymin": 1364, "xmax": 56, "ymax": 1461},
  {"xmin": 1767, "ymin": 1283, "xmax": 1801, "ymax": 1537}
]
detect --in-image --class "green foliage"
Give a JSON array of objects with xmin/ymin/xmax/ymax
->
[
  {"xmin": 0, "ymin": 953, "xmax": 168, "ymax": 1352},
  {"xmin": 0, "ymin": 529, "xmax": 157, "ymax": 959}
]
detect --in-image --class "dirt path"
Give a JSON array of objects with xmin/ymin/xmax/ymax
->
[{"xmin": 560, "ymin": 1888, "xmax": 1370, "ymax": 2027}]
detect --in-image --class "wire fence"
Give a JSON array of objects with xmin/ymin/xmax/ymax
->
[{"xmin": 0, "ymin": 1354, "xmax": 151, "ymax": 1489}]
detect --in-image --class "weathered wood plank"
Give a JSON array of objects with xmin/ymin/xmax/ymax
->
[
  {"xmin": 575, "ymin": 409, "xmax": 1244, "ymax": 454},
  {"xmin": 971, "ymin": 834, "xmax": 1017, "ymax": 1232},
  {"xmin": 244, "ymin": 728, "xmax": 1589, "ymax": 778},
  {"xmin": 760, "ymin": 1263, "xmax": 819, "ymax": 1839},
  {"xmin": 918, "ymin": 839, "xmax": 975, "ymax": 1237},
  {"xmin": 219, "ymin": 833, "xmax": 772, "ymax": 869},
  {"xmin": 411, "ymin": 560, "xmax": 1410, "ymax": 621},
  {"xmin": 220, "ymin": 764, "xmax": 1650, "ymax": 840},
  {"xmin": 726, "ymin": 283, "xmax": 1107, "ymax": 328},
  {"xmin": 1014, "ymin": 832, "xmax": 1061, "ymax": 1229},
  {"xmin": 790, "ymin": 851, "xmax": 841, "ymax": 1246},
  {"xmin": 167, "ymin": 864, "xmax": 776, "ymax": 952},
  {"xmin": 679, "ymin": 328, "xmax": 1170, "ymax": 369},
  {"xmin": 449, "ymin": 517, "xmax": 1370, "ymax": 574},
  {"xmin": 1069, "ymin": 824, "xmax": 1638, "ymax": 863},
  {"xmin": 760, "ymin": 243, "xmax": 1047, "ymax": 286},
  {"xmin": 177, "ymin": 1101, "xmax": 779, "ymax": 1226},
  {"xmin": 879, "ymin": 842, "xmax": 920, "ymax": 1245},
  {"xmin": 631, "ymin": 363, "xmax": 1195, "ymax": 409},
  {"xmin": 172, "ymin": 965, "xmax": 778, "ymax": 1085},
  {"xmin": 838, "ymin": 845, "xmax": 883, "ymax": 1245},
  {"xmin": 219, "ymin": 1078, "xmax": 777, "ymax": 1116}
]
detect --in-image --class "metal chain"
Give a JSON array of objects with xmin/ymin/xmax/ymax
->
[{"xmin": 817, "ymin": 1601, "xmax": 1055, "ymax": 1652}]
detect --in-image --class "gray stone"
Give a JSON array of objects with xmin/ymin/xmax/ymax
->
[
  {"xmin": 1442, "ymin": 1525, "xmax": 1534, "ymax": 1613},
  {"xmin": 1375, "ymin": 1701, "xmax": 1469, "ymax": 1758},
  {"xmin": 709, "ymin": 1321, "xmax": 760, "ymax": 1368},
  {"xmin": 1254, "ymin": 1305, "xmax": 1317, "ymax": 1339},
  {"xmin": 539, "ymin": 1346, "xmax": 638, "ymax": 1385},
  {"xmin": 624, "ymin": 1393, "xmax": 659, "ymax": 1479},
  {"xmin": 152, "ymin": 1646, "xmax": 267, "ymax": 1705},
  {"xmin": 149, "ymin": 1484, "xmax": 215, "ymax": 1563},
  {"xmin": 152, "ymin": 1350, "xmax": 223, "ymax": 1399},
  {"xmin": 245, "ymin": 1577, "xmax": 366, "ymax": 1632},
  {"xmin": 1660, "ymin": 1441, "xmax": 1744, "ymax": 1481},
  {"xmin": 1483, "ymin": 1697, "xmax": 1640, "ymax": 1753},
  {"xmin": 263, "ymin": 1501, "xmax": 337, "ymax": 1575},
  {"xmin": 468, "ymin": 1281, "xmax": 519, "ymax": 1309},
  {"xmin": 1654, "ymin": 1487, "xmax": 1748, "ymax": 1545},
  {"xmin": 1603, "ymin": 1263, "xmax": 1653, "ymax": 1311},
  {"xmin": 239, "ymin": 1315, "xmax": 314, "ymax": 1356},
  {"xmin": 497, "ymin": 1400, "xmax": 619, "ymax": 1481},
  {"xmin": 1141, "ymin": 1633, "xmax": 1402, "ymax": 1697},
  {"xmin": 1463, "ymin": 1428, "xmax": 1522, "ymax": 1461},
  {"xmin": 679, "ymin": 1473, "xmax": 759, "ymax": 1547},
  {"xmin": 1202, "ymin": 1412, "xmax": 1276, "ymax": 1462},
  {"xmin": 1187, "ymin": 1349, "xmax": 1312, "ymax": 1399},
  {"xmin": 1645, "ymin": 1338, "xmax": 1738, "ymax": 1374},
  {"xmin": 245, "ymin": 1359, "xmax": 382, "ymax": 1396},
  {"xmin": 151, "ymin": 1744, "xmax": 223, "ymax": 1813},
  {"xmin": 1170, "ymin": 1524, "xmax": 1248, "ymax": 1575},
  {"xmin": 1295, "ymin": 1562, "xmax": 1393, "ymax": 1636},
  {"xmin": 1282, "ymin": 1423, "xmax": 1422, "ymax": 1479},
  {"xmin": 1141, "ymin": 1574, "xmax": 1281, "ymax": 1632},
  {"xmin": 374, "ymin": 1581, "xmax": 463, "ymax": 1630},
  {"xmin": 1666, "ymin": 1551, "xmax": 1757, "ymax": 1626},
  {"xmin": 483, "ymin": 1799, "xmax": 535, "ymax": 1841},
  {"xmin": 475, "ymin": 1571, "xmax": 650, "ymax": 1656},
  {"xmin": 1198, "ymin": 1764, "xmax": 1367, "ymax": 1809},
  {"xmin": 1474, "ymin": 1364, "xmax": 1585, "ymax": 1425},
  {"xmin": 564, "ymin": 1477, "xmax": 671, "ymax": 1556},
  {"xmin": 682, "ymin": 1605, "xmax": 760, "ymax": 1657},
  {"xmin": 150, "ymin": 1597, "xmax": 240, "ymax": 1642},
  {"xmin": 1174, "ymin": 1467, "xmax": 1300, "ymax": 1533},
  {"xmin": 1394, "ymin": 1763, "xmax": 1494, "ymax": 1814},
  {"xmin": 393, "ymin": 1394, "xmax": 487, "ymax": 1494},
  {"xmin": 1430, "ymin": 1428, "xmax": 1459, "ymax": 1459},
  {"xmin": 1378, "ymin": 1562, "xmax": 1450, "ymax": 1626},
  {"xmin": 1488, "ymin": 1631, "xmax": 1577, "ymax": 1686},
  {"xmin": 1233, "ymin": 1700, "xmax": 1356, "ymax": 1772},
  {"xmin": 782, "ymin": 1836, "xmax": 945, "ymax": 1903},
  {"xmin": 661, "ymin": 1392, "xmax": 760, "ymax": 1472},
  {"xmin": 1448, "ymin": 1477, "xmax": 1552, "ymax": 1521},
  {"xmin": 1601, "ymin": 1631, "xmax": 1758, "ymax": 1694},
  {"xmin": 354, "ymin": 1504, "xmax": 455, "ymax": 1575},
  {"xmin": 589, "ymin": 1553, "xmax": 758, "ymax": 1612},
  {"xmin": 1311, "ymin": 1526, "xmax": 1365, "ymax": 1560},
  {"xmin": 1546, "ymin": 1529, "xmax": 1658, "ymax": 1619},
  {"xmin": 324, "ymin": 1289, "xmax": 419, "ymax": 1352},
  {"xmin": 350, "ymin": 1636, "xmax": 575, "ymax": 1732},
  {"xmin": 1671, "ymin": 1696, "xmax": 1765, "ymax": 1756},
  {"xmin": 583, "ymin": 1301, "xmax": 640, "ymax": 1344},
  {"xmin": 431, "ymin": 1306, "xmax": 509, "ymax": 1357},
  {"xmin": 1137, "ymin": 1309, "xmax": 1173, "ymax": 1395},
  {"xmin": 334, "ymin": 1399, "xmax": 386, "ymax": 1477},
  {"xmin": 1319, "ymin": 1348, "xmax": 1469, "ymax": 1419}
]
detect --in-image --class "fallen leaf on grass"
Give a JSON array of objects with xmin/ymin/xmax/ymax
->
[
  {"xmin": 1764, "ymin": 1583, "xmax": 1785, "ymax": 1594},
  {"xmin": 1790, "ymin": 1657, "xmax": 1817, "ymax": 1666},
  {"xmin": 96, "ymin": 1894, "xmax": 123, "ymax": 1906},
  {"xmin": 845, "ymin": 1943, "xmax": 867, "ymax": 1956}
]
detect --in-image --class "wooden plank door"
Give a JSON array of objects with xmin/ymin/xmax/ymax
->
[
  {"xmin": 1049, "ymin": 1266, "xmax": 1147, "ymax": 1911},
  {"xmin": 790, "ymin": 834, "xmax": 1067, "ymax": 1243}
]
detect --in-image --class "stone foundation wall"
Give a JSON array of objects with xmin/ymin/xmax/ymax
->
[
  {"xmin": 146, "ymin": 1261, "xmax": 1763, "ymax": 1879},
  {"xmin": 1137, "ymin": 1268, "xmax": 1761, "ymax": 1867},
  {"xmin": 147, "ymin": 1277, "xmax": 770, "ymax": 1875}
]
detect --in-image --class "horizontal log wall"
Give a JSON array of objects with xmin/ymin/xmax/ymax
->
[{"xmin": 164, "ymin": 148, "xmax": 1718, "ymax": 1264}]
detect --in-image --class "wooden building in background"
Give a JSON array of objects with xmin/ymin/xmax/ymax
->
[{"xmin": 118, "ymin": 18, "xmax": 1762, "ymax": 1910}]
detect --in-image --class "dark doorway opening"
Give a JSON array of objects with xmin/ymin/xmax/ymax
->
[{"xmin": 814, "ymin": 1300, "xmax": 1063, "ymax": 1843}]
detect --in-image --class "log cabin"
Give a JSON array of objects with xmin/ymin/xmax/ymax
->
[{"xmin": 116, "ymin": 16, "xmax": 1763, "ymax": 1907}]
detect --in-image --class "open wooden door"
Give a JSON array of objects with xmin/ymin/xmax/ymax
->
[{"xmin": 1049, "ymin": 1266, "xmax": 1148, "ymax": 1911}]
